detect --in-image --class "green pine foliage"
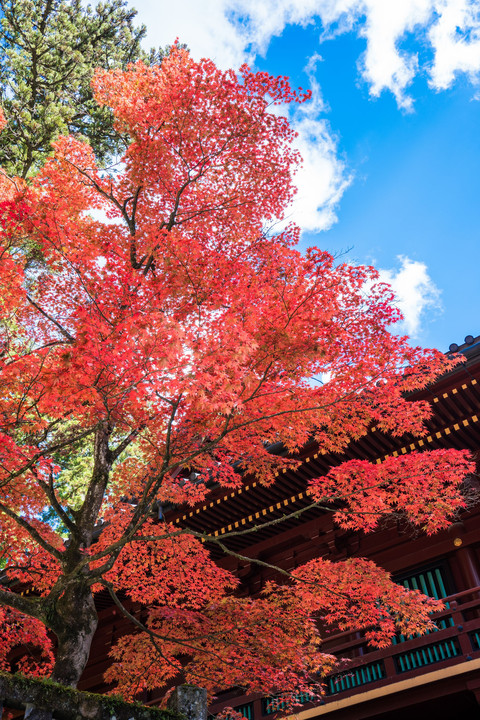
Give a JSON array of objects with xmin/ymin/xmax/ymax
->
[{"xmin": 0, "ymin": 0, "xmax": 165, "ymax": 177}]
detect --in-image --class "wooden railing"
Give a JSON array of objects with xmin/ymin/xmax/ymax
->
[
  {"xmin": 214, "ymin": 586, "xmax": 480, "ymax": 720},
  {"xmin": 322, "ymin": 585, "xmax": 480, "ymax": 698}
]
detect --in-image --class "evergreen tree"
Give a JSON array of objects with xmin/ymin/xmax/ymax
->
[{"xmin": 0, "ymin": 0, "xmax": 163, "ymax": 177}]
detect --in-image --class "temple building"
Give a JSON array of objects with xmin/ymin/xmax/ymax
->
[{"xmin": 79, "ymin": 334, "xmax": 480, "ymax": 720}]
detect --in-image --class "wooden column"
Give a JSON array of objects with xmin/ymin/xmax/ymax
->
[{"xmin": 455, "ymin": 546, "xmax": 480, "ymax": 590}]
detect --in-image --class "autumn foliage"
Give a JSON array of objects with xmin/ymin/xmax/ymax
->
[{"xmin": 0, "ymin": 47, "xmax": 474, "ymax": 707}]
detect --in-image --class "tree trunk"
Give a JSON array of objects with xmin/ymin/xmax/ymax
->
[
  {"xmin": 50, "ymin": 588, "xmax": 98, "ymax": 687},
  {"xmin": 25, "ymin": 422, "xmax": 111, "ymax": 719},
  {"xmin": 25, "ymin": 581, "xmax": 98, "ymax": 720}
]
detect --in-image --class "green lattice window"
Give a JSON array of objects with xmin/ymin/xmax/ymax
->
[
  {"xmin": 261, "ymin": 693, "xmax": 313, "ymax": 715},
  {"xmin": 395, "ymin": 562, "xmax": 454, "ymax": 600},
  {"xmin": 394, "ymin": 637, "xmax": 460, "ymax": 672},
  {"xmin": 230, "ymin": 704, "xmax": 254, "ymax": 720},
  {"xmin": 392, "ymin": 562, "xmax": 455, "ymax": 643},
  {"xmin": 326, "ymin": 661, "xmax": 386, "ymax": 695},
  {"xmin": 469, "ymin": 631, "xmax": 480, "ymax": 650}
]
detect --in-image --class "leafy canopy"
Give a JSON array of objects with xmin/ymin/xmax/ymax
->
[{"xmin": 0, "ymin": 48, "xmax": 473, "ymax": 704}]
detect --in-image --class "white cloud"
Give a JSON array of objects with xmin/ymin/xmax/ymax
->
[
  {"xmin": 135, "ymin": 0, "xmax": 480, "ymax": 104},
  {"xmin": 285, "ymin": 52, "xmax": 351, "ymax": 232},
  {"xmin": 134, "ymin": 0, "xmax": 248, "ymax": 69},
  {"xmin": 377, "ymin": 255, "xmax": 442, "ymax": 337},
  {"xmin": 287, "ymin": 113, "xmax": 351, "ymax": 232},
  {"xmin": 135, "ymin": 0, "xmax": 320, "ymax": 69},
  {"xmin": 428, "ymin": 0, "xmax": 480, "ymax": 90},
  {"xmin": 329, "ymin": 0, "xmax": 434, "ymax": 111}
]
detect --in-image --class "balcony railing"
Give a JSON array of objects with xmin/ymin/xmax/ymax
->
[
  {"xmin": 323, "ymin": 584, "xmax": 480, "ymax": 698},
  {"xmin": 210, "ymin": 585, "xmax": 480, "ymax": 720}
]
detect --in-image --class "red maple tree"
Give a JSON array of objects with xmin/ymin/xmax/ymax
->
[{"xmin": 0, "ymin": 48, "xmax": 473, "ymax": 712}]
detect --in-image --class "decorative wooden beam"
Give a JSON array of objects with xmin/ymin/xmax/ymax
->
[{"xmin": 171, "ymin": 379, "xmax": 480, "ymax": 528}]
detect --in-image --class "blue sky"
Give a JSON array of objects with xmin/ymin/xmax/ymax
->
[{"xmin": 131, "ymin": 0, "xmax": 480, "ymax": 351}]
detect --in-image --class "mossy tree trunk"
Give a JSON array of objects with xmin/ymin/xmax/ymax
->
[
  {"xmin": 24, "ymin": 582, "xmax": 98, "ymax": 719},
  {"xmin": 22, "ymin": 424, "xmax": 112, "ymax": 719}
]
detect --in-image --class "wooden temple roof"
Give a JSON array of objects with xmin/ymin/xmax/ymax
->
[{"xmin": 165, "ymin": 337, "xmax": 480, "ymax": 558}]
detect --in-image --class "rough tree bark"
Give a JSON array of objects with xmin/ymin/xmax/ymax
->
[
  {"xmin": 24, "ymin": 583, "xmax": 98, "ymax": 720},
  {"xmin": 23, "ymin": 424, "xmax": 112, "ymax": 719}
]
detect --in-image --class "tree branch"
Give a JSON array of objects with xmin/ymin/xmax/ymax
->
[
  {"xmin": 0, "ymin": 501, "xmax": 64, "ymax": 561},
  {"xmin": 34, "ymin": 468, "xmax": 78, "ymax": 536},
  {"xmin": 26, "ymin": 295, "xmax": 75, "ymax": 343},
  {"xmin": 110, "ymin": 426, "xmax": 143, "ymax": 462},
  {"xmin": 0, "ymin": 585, "xmax": 47, "ymax": 620}
]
